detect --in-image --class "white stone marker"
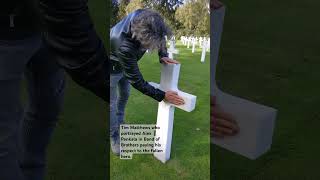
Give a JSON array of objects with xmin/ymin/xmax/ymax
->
[
  {"xmin": 181, "ymin": 36, "xmax": 184, "ymax": 45},
  {"xmin": 192, "ymin": 38, "xmax": 196, "ymax": 53},
  {"xmin": 211, "ymin": 6, "xmax": 277, "ymax": 160},
  {"xmin": 199, "ymin": 37, "xmax": 203, "ymax": 48},
  {"xmin": 149, "ymin": 64, "xmax": 197, "ymax": 163},
  {"xmin": 206, "ymin": 38, "xmax": 210, "ymax": 52},
  {"xmin": 187, "ymin": 37, "xmax": 191, "ymax": 48},
  {"xmin": 168, "ymin": 39, "xmax": 179, "ymax": 59},
  {"xmin": 200, "ymin": 40, "xmax": 207, "ymax": 63}
]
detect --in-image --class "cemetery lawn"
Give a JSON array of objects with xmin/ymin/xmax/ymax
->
[
  {"xmin": 110, "ymin": 41, "xmax": 211, "ymax": 180},
  {"xmin": 213, "ymin": 0, "xmax": 320, "ymax": 179}
]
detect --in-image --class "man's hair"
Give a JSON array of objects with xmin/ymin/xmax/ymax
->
[{"xmin": 131, "ymin": 9, "xmax": 172, "ymax": 51}]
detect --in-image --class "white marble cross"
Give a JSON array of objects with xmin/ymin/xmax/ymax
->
[
  {"xmin": 180, "ymin": 36, "xmax": 185, "ymax": 45},
  {"xmin": 211, "ymin": 6, "xmax": 277, "ymax": 160},
  {"xmin": 149, "ymin": 64, "xmax": 197, "ymax": 163},
  {"xmin": 201, "ymin": 40, "xmax": 207, "ymax": 63},
  {"xmin": 183, "ymin": 36, "xmax": 187, "ymax": 45},
  {"xmin": 168, "ymin": 39, "xmax": 179, "ymax": 59},
  {"xmin": 192, "ymin": 38, "xmax": 196, "ymax": 53},
  {"xmin": 206, "ymin": 38, "xmax": 210, "ymax": 52},
  {"xmin": 187, "ymin": 37, "xmax": 191, "ymax": 48},
  {"xmin": 199, "ymin": 37, "xmax": 203, "ymax": 48}
]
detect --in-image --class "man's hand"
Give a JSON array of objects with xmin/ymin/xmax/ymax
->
[
  {"xmin": 211, "ymin": 96, "xmax": 239, "ymax": 138},
  {"xmin": 164, "ymin": 91, "xmax": 185, "ymax": 105},
  {"xmin": 211, "ymin": 0, "xmax": 223, "ymax": 10},
  {"xmin": 161, "ymin": 57, "xmax": 180, "ymax": 64}
]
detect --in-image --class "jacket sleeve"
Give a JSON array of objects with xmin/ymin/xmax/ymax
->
[
  {"xmin": 39, "ymin": 0, "xmax": 109, "ymax": 102},
  {"xmin": 117, "ymin": 39, "xmax": 165, "ymax": 102}
]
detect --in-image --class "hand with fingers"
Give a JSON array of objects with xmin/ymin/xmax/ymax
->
[
  {"xmin": 211, "ymin": 96, "xmax": 239, "ymax": 138},
  {"xmin": 164, "ymin": 91, "xmax": 185, "ymax": 105},
  {"xmin": 161, "ymin": 57, "xmax": 180, "ymax": 65}
]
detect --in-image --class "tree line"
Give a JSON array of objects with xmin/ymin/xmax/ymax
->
[{"xmin": 111, "ymin": 0, "xmax": 210, "ymax": 38}]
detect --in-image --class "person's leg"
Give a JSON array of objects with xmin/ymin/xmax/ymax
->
[
  {"xmin": 116, "ymin": 75, "xmax": 131, "ymax": 126},
  {"xmin": 0, "ymin": 35, "xmax": 41, "ymax": 180},
  {"xmin": 109, "ymin": 73, "xmax": 122, "ymax": 155},
  {"xmin": 19, "ymin": 43, "xmax": 65, "ymax": 180},
  {"xmin": 0, "ymin": 80, "xmax": 25, "ymax": 180}
]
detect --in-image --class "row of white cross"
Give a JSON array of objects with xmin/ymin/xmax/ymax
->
[
  {"xmin": 167, "ymin": 37, "xmax": 209, "ymax": 63},
  {"xmin": 181, "ymin": 36, "xmax": 210, "ymax": 63},
  {"xmin": 181, "ymin": 36, "xmax": 210, "ymax": 52}
]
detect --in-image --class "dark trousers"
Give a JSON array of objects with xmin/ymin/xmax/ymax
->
[{"xmin": 0, "ymin": 34, "xmax": 65, "ymax": 180}]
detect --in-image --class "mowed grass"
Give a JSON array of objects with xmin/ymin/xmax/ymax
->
[
  {"xmin": 212, "ymin": 0, "xmax": 320, "ymax": 179},
  {"xmin": 45, "ymin": 1, "xmax": 108, "ymax": 180},
  {"xmin": 110, "ymin": 41, "xmax": 211, "ymax": 180}
]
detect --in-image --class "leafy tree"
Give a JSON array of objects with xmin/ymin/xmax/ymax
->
[
  {"xmin": 112, "ymin": 0, "xmax": 210, "ymax": 38},
  {"xmin": 110, "ymin": 0, "xmax": 130, "ymax": 26},
  {"xmin": 142, "ymin": 0, "xmax": 184, "ymax": 34},
  {"xmin": 126, "ymin": 0, "xmax": 144, "ymax": 14},
  {"xmin": 111, "ymin": 0, "xmax": 120, "ymax": 27},
  {"xmin": 176, "ymin": 0, "xmax": 210, "ymax": 37},
  {"xmin": 118, "ymin": 0, "xmax": 130, "ymax": 20}
]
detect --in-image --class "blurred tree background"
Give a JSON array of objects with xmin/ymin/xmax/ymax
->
[{"xmin": 111, "ymin": 0, "xmax": 210, "ymax": 37}]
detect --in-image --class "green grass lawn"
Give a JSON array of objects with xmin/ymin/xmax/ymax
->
[
  {"xmin": 110, "ymin": 41, "xmax": 211, "ymax": 180},
  {"xmin": 212, "ymin": 0, "xmax": 320, "ymax": 179}
]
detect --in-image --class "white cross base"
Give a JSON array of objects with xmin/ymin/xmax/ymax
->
[
  {"xmin": 211, "ymin": 6, "xmax": 277, "ymax": 160},
  {"xmin": 149, "ymin": 64, "xmax": 197, "ymax": 163}
]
